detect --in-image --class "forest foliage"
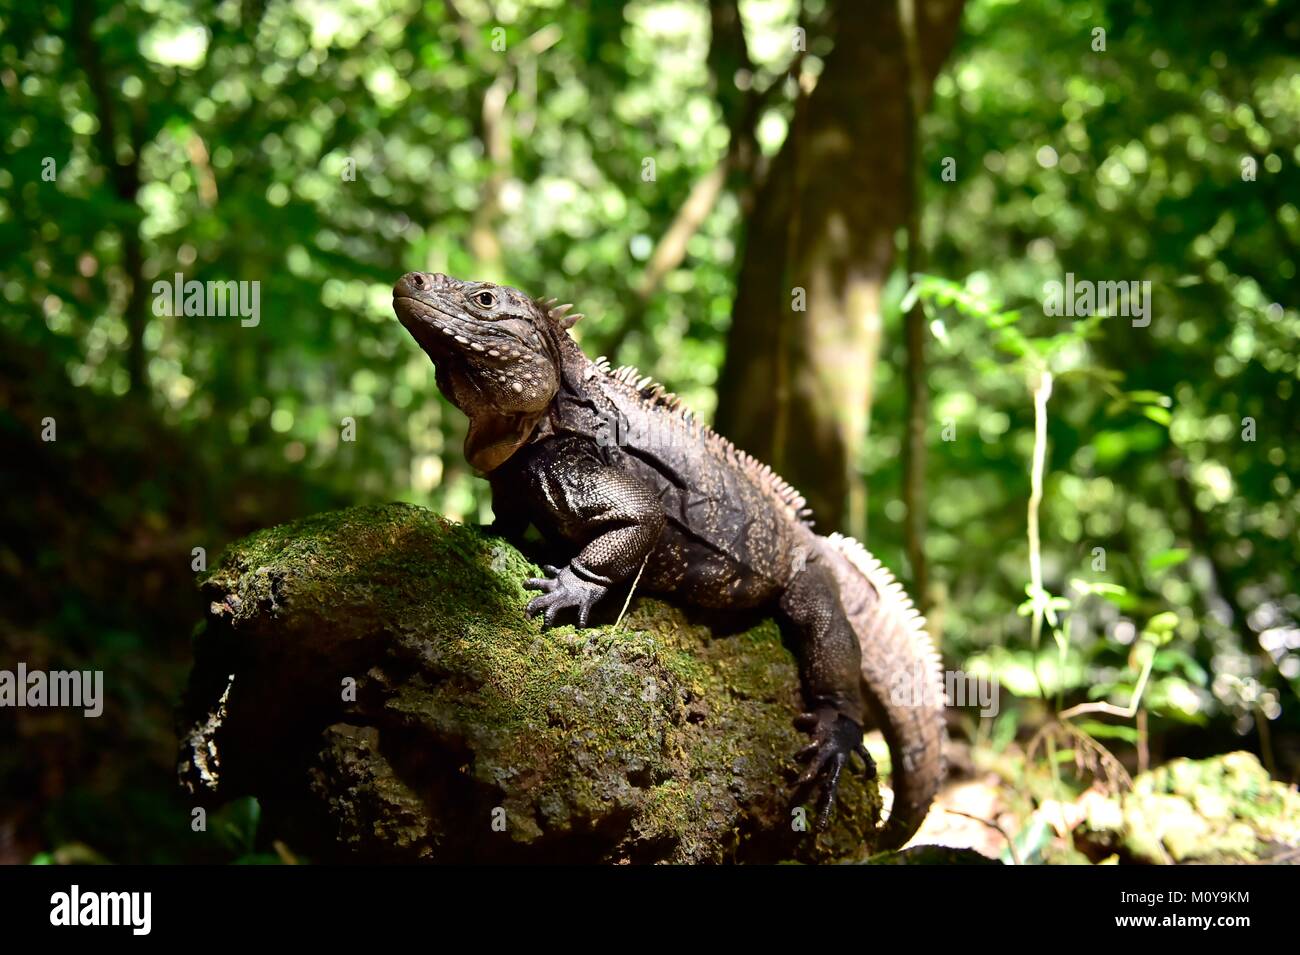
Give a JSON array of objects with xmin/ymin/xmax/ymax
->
[{"xmin": 0, "ymin": 0, "xmax": 1297, "ymax": 863}]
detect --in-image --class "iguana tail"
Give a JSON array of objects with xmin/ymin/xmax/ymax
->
[{"xmin": 821, "ymin": 533, "xmax": 946, "ymax": 850}]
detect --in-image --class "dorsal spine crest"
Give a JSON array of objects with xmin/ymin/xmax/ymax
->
[{"xmin": 594, "ymin": 359, "xmax": 811, "ymax": 524}]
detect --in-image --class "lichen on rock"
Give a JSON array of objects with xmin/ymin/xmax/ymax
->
[
  {"xmin": 1075, "ymin": 751, "xmax": 1300, "ymax": 863},
  {"xmin": 178, "ymin": 503, "xmax": 882, "ymax": 863}
]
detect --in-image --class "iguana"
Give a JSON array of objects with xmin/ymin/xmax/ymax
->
[{"xmin": 392, "ymin": 271, "xmax": 946, "ymax": 847}]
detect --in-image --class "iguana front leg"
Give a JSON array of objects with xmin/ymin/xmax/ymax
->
[{"xmin": 518, "ymin": 440, "xmax": 665, "ymax": 627}]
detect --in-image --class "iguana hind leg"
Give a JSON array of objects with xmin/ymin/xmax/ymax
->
[{"xmin": 779, "ymin": 555, "xmax": 872, "ymax": 829}]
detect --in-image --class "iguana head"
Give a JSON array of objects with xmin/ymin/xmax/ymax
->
[{"xmin": 393, "ymin": 271, "xmax": 578, "ymax": 472}]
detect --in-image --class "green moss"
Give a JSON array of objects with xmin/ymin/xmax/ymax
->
[{"xmin": 189, "ymin": 503, "xmax": 882, "ymax": 863}]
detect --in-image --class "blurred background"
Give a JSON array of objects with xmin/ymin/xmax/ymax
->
[{"xmin": 1, "ymin": 0, "xmax": 1297, "ymax": 863}]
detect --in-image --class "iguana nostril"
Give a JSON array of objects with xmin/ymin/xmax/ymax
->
[{"xmin": 394, "ymin": 272, "xmax": 428, "ymax": 297}]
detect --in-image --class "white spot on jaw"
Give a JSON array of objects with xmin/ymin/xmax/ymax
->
[
  {"xmin": 488, "ymin": 349, "xmax": 500, "ymax": 357},
  {"xmin": 455, "ymin": 335, "xmax": 469, "ymax": 345},
  {"xmin": 511, "ymin": 381, "xmax": 523, "ymax": 393},
  {"xmin": 471, "ymin": 342, "xmax": 485, "ymax": 352}
]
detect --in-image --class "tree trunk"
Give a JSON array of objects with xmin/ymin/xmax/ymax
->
[
  {"xmin": 714, "ymin": 0, "xmax": 965, "ymax": 533},
  {"xmin": 72, "ymin": 0, "xmax": 147, "ymax": 396}
]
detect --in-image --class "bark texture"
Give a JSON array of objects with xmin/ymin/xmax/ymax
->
[{"xmin": 714, "ymin": 0, "xmax": 966, "ymax": 532}]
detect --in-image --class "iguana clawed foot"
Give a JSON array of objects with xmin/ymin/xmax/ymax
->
[
  {"xmin": 792, "ymin": 708, "xmax": 873, "ymax": 831},
  {"xmin": 524, "ymin": 563, "xmax": 610, "ymax": 628}
]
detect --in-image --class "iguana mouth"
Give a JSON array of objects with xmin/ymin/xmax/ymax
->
[{"xmin": 393, "ymin": 293, "xmax": 522, "ymax": 356}]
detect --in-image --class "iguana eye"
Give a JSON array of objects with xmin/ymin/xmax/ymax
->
[{"xmin": 474, "ymin": 290, "xmax": 496, "ymax": 309}]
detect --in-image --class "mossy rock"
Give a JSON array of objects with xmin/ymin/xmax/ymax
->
[
  {"xmin": 1076, "ymin": 751, "xmax": 1300, "ymax": 864},
  {"xmin": 178, "ymin": 503, "xmax": 882, "ymax": 863}
]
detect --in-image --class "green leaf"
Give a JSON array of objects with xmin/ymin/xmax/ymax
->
[
  {"xmin": 1146, "ymin": 548, "xmax": 1190, "ymax": 571},
  {"xmin": 1071, "ymin": 578, "xmax": 1128, "ymax": 597},
  {"xmin": 1153, "ymin": 649, "xmax": 1209, "ymax": 684},
  {"xmin": 1142, "ymin": 405, "xmax": 1172, "ymax": 426},
  {"xmin": 1145, "ymin": 611, "xmax": 1180, "ymax": 635},
  {"xmin": 899, "ymin": 283, "xmax": 921, "ymax": 313},
  {"xmin": 1126, "ymin": 390, "xmax": 1171, "ymax": 406},
  {"xmin": 1074, "ymin": 720, "xmax": 1140, "ymax": 744},
  {"xmin": 1008, "ymin": 815, "xmax": 1054, "ymax": 865}
]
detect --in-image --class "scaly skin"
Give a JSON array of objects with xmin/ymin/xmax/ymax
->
[{"xmin": 393, "ymin": 271, "xmax": 946, "ymax": 846}]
